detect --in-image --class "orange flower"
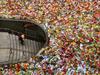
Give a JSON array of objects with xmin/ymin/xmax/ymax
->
[
  {"xmin": 66, "ymin": 0, "xmax": 72, "ymax": 3},
  {"xmin": 73, "ymin": 71, "xmax": 77, "ymax": 75},
  {"xmin": 84, "ymin": 2, "xmax": 90, "ymax": 11},
  {"xmin": 24, "ymin": 63, "xmax": 28, "ymax": 71},
  {"xmin": 94, "ymin": 11, "xmax": 100, "ymax": 18},
  {"xmin": 98, "ymin": 32, "xmax": 100, "ymax": 35}
]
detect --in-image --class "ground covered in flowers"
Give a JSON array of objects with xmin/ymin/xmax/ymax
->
[{"xmin": 0, "ymin": 0, "xmax": 100, "ymax": 75}]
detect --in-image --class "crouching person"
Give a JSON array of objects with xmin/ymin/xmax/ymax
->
[{"xmin": 18, "ymin": 34, "xmax": 25, "ymax": 45}]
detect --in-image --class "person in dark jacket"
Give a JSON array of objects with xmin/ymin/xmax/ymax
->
[{"xmin": 18, "ymin": 34, "xmax": 25, "ymax": 45}]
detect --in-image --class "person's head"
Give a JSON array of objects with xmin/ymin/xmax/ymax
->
[{"xmin": 21, "ymin": 34, "xmax": 25, "ymax": 39}]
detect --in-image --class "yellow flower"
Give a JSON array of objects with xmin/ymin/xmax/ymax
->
[
  {"xmin": 28, "ymin": 6, "xmax": 32, "ymax": 10},
  {"xmin": 71, "ymin": 42, "xmax": 76, "ymax": 45}
]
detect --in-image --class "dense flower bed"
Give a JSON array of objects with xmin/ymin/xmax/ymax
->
[{"xmin": 0, "ymin": 0, "xmax": 100, "ymax": 75}]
